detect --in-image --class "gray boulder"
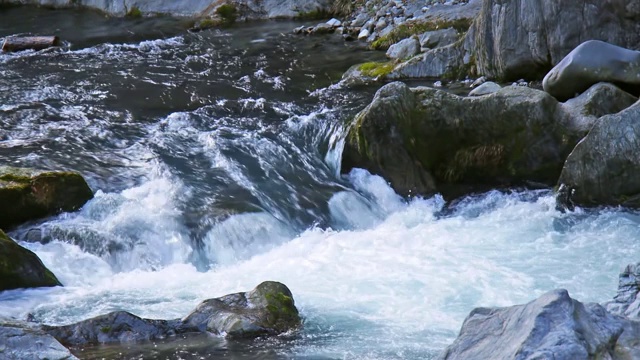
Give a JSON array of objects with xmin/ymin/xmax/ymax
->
[
  {"xmin": 543, "ymin": 40, "xmax": 640, "ymax": 101},
  {"xmin": 468, "ymin": 81, "xmax": 500, "ymax": 96},
  {"xmin": 469, "ymin": 0, "xmax": 640, "ymax": 81},
  {"xmin": 46, "ymin": 281, "xmax": 300, "ymax": 346},
  {"xmin": 606, "ymin": 263, "xmax": 640, "ymax": 319},
  {"xmin": 342, "ymin": 82, "xmax": 636, "ymax": 198},
  {"xmin": 557, "ymin": 100, "xmax": 640, "ymax": 207},
  {"xmin": 389, "ymin": 42, "xmax": 466, "ymax": 79},
  {"xmin": 386, "ymin": 37, "xmax": 420, "ymax": 60},
  {"xmin": 0, "ymin": 229, "xmax": 61, "ymax": 292},
  {"xmin": 419, "ymin": 28, "xmax": 458, "ymax": 49},
  {"xmin": 182, "ymin": 281, "xmax": 301, "ymax": 338},
  {"xmin": 439, "ymin": 289, "xmax": 626, "ymax": 360},
  {"xmin": 0, "ymin": 318, "xmax": 78, "ymax": 360}
]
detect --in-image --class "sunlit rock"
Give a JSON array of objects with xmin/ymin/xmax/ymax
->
[
  {"xmin": 0, "ymin": 317, "xmax": 78, "ymax": 360},
  {"xmin": 0, "ymin": 167, "xmax": 93, "ymax": 230}
]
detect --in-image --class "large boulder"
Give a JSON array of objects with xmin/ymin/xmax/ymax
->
[
  {"xmin": 557, "ymin": 101, "xmax": 640, "ymax": 207},
  {"xmin": 0, "ymin": 167, "xmax": 93, "ymax": 230},
  {"xmin": 543, "ymin": 41, "xmax": 640, "ymax": 101},
  {"xmin": 439, "ymin": 289, "xmax": 632, "ymax": 360},
  {"xmin": 0, "ymin": 318, "xmax": 78, "ymax": 360},
  {"xmin": 470, "ymin": 0, "xmax": 640, "ymax": 81},
  {"xmin": 182, "ymin": 280, "xmax": 301, "ymax": 338},
  {"xmin": 46, "ymin": 281, "xmax": 300, "ymax": 346},
  {"xmin": 0, "ymin": 229, "xmax": 61, "ymax": 291},
  {"xmin": 342, "ymin": 81, "xmax": 637, "ymax": 198}
]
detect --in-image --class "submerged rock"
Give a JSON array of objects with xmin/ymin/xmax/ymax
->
[
  {"xmin": 342, "ymin": 81, "xmax": 636, "ymax": 198},
  {"xmin": 0, "ymin": 229, "xmax": 61, "ymax": 291},
  {"xmin": 543, "ymin": 40, "xmax": 640, "ymax": 101},
  {"xmin": 439, "ymin": 289, "xmax": 627, "ymax": 360},
  {"xmin": 0, "ymin": 167, "xmax": 93, "ymax": 230},
  {"xmin": 557, "ymin": 100, "xmax": 640, "ymax": 207},
  {"xmin": 46, "ymin": 281, "xmax": 300, "ymax": 346},
  {"xmin": 0, "ymin": 318, "xmax": 78, "ymax": 360}
]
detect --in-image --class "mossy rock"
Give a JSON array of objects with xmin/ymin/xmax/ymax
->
[
  {"xmin": 0, "ymin": 167, "xmax": 93, "ymax": 230},
  {"xmin": 182, "ymin": 281, "xmax": 301, "ymax": 338},
  {"xmin": 0, "ymin": 229, "xmax": 61, "ymax": 291},
  {"xmin": 371, "ymin": 18, "xmax": 472, "ymax": 51}
]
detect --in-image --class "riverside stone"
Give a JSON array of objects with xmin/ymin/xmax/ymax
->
[
  {"xmin": 386, "ymin": 37, "xmax": 420, "ymax": 60},
  {"xmin": 543, "ymin": 40, "xmax": 640, "ymax": 101},
  {"xmin": 468, "ymin": 81, "xmax": 500, "ymax": 96},
  {"xmin": 342, "ymin": 81, "xmax": 637, "ymax": 198},
  {"xmin": 0, "ymin": 167, "xmax": 93, "ymax": 230},
  {"xmin": 439, "ymin": 289, "xmax": 627, "ymax": 360},
  {"xmin": 46, "ymin": 281, "xmax": 301, "ymax": 346},
  {"xmin": 0, "ymin": 229, "xmax": 61, "ymax": 291},
  {"xmin": 0, "ymin": 318, "xmax": 78, "ymax": 360},
  {"xmin": 419, "ymin": 28, "xmax": 458, "ymax": 50},
  {"xmin": 557, "ymin": 100, "xmax": 640, "ymax": 207}
]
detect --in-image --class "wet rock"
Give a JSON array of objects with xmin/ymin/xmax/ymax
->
[
  {"xmin": 45, "ymin": 281, "xmax": 300, "ymax": 346},
  {"xmin": 0, "ymin": 317, "xmax": 78, "ymax": 360},
  {"xmin": 0, "ymin": 167, "xmax": 93, "ymax": 230},
  {"xmin": 468, "ymin": 81, "xmax": 500, "ymax": 96},
  {"xmin": 470, "ymin": 0, "xmax": 640, "ymax": 81},
  {"xmin": 386, "ymin": 37, "xmax": 420, "ymax": 60},
  {"xmin": 439, "ymin": 289, "xmax": 626, "ymax": 360},
  {"xmin": 45, "ymin": 312, "xmax": 183, "ymax": 347},
  {"xmin": 606, "ymin": 263, "xmax": 640, "ymax": 319},
  {"xmin": 0, "ymin": 229, "xmax": 61, "ymax": 291},
  {"xmin": 342, "ymin": 81, "xmax": 636, "ymax": 198},
  {"xmin": 543, "ymin": 40, "xmax": 640, "ymax": 101},
  {"xmin": 182, "ymin": 281, "xmax": 301, "ymax": 338},
  {"xmin": 419, "ymin": 28, "xmax": 458, "ymax": 49},
  {"xmin": 557, "ymin": 100, "xmax": 640, "ymax": 207}
]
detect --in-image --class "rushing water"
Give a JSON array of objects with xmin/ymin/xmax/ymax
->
[{"xmin": 2, "ymin": 6, "xmax": 640, "ymax": 360}]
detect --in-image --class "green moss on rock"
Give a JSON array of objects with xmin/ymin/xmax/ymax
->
[
  {"xmin": 216, "ymin": 4, "xmax": 237, "ymax": 24},
  {"xmin": 0, "ymin": 167, "xmax": 93, "ymax": 230},
  {"xmin": 371, "ymin": 18, "xmax": 471, "ymax": 50},
  {"xmin": 126, "ymin": 6, "xmax": 142, "ymax": 18},
  {"xmin": 358, "ymin": 61, "xmax": 395, "ymax": 78},
  {"xmin": 0, "ymin": 229, "xmax": 61, "ymax": 291}
]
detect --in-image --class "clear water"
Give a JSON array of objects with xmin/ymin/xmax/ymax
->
[{"xmin": 1, "ymin": 6, "xmax": 640, "ymax": 360}]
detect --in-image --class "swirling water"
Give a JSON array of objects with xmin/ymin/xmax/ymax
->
[{"xmin": 2, "ymin": 6, "xmax": 640, "ymax": 360}]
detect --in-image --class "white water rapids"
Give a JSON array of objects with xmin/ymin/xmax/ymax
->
[{"xmin": 2, "ymin": 167, "xmax": 639, "ymax": 359}]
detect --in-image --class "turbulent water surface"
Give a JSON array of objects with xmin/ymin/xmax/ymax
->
[{"xmin": 2, "ymin": 6, "xmax": 640, "ymax": 360}]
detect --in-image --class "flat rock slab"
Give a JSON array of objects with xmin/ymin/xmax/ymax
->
[{"xmin": 1, "ymin": 36, "xmax": 61, "ymax": 52}]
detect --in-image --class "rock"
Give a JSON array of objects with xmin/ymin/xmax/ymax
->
[
  {"xmin": 351, "ymin": 13, "xmax": 369, "ymax": 27},
  {"xmin": 0, "ymin": 229, "xmax": 61, "ymax": 291},
  {"xmin": 419, "ymin": 28, "xmax": 458, "ymax": 49},
  {"xmin": 45, "ymin": 311, "xmax": 184, "ymax": 347},
  {"xmin": 46, "ymin": 281, "xmax": 300, "ymax": 346},
  {"xmin": 471, "ymin": 76, "xmax": 486, "ymax": 87},
  {"xmin": 182, "ymin": 281, "xmax": 301, "ymax": 338},
  {"xmin": 386, "ymin": 37, "xmax": 420, "ymax": 60},
  {"xmin": 557, "ymin": 100, "xmax": 640, "ymax": 207},
  {"xmin": 468, "ymin": 81, "xmax": 500, "ymax": 96},
  {"xmin": 470, "ymin": 0, "xmax": 640, "ymax": 81},
  {"xmin": 311, "ymin": 22, "xmax": 335, "ymax": 35},
  {"xmin": 358, "ymin": 28, "xmax": 371, "ymax": 40},
  {"xmin": 543, "ymin": 40, "xmax": 640, "ymax": 101},
  {"xmin": 0, "ymin": 167, "xmax": 93, "ymax": 230},
  {"xmin": 375, "ymin": 18, "xmax": 387, "ymax": 32},
  {"xmin": 439, "ymin": 289, "xmax": 626, "ymax": 360},
  {"xmin": 2, "ymin": 36, "xmax": 61, "ymax": 52},
  {"xmin": 606, "ymin": 263, "xmax": 640, "ymax": 319},
  {"xmin": 389, "ymin": 42, "xmax": 465, "ymax": 79},
  {"xmin": 0, "ymin": 317, "xmax": 78, "ymax": 360},
  {"xmin": 326, "ymin": 18, "xmax": 341, "ymax": 27},
  {"xmin": 342, "ymin": 81, "xmax": 636, "ymax": 198}
]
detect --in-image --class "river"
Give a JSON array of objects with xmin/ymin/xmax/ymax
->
[{"xmin": 1, "ymin": 5, "xmax": 640, "ymax": 360}]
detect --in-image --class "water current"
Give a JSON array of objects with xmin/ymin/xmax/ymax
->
[{"xmin": 2, "ymin": 5, "xmax": 640, "ymax": 360}]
